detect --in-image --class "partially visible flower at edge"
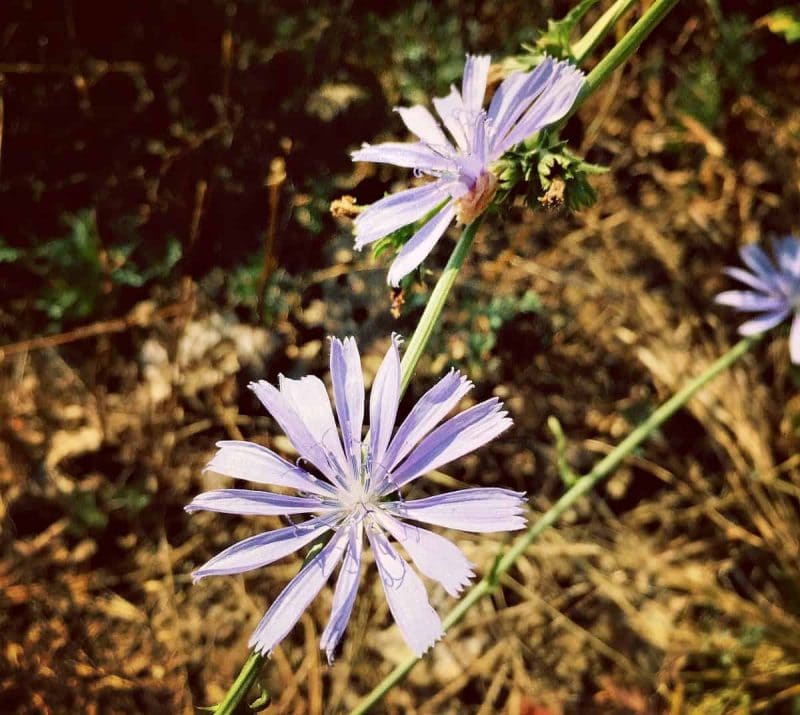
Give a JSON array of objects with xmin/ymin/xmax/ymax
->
[
  {"xmin": 186, "ymin": 336, "xmax": 525, "ymax": 661},
  {"xmin": 715, "ymin": 236, "xmax": 800, "ymax": 363},
  {"xmin": 351, "ymin": 54, "xmax": 585, "ymax": 286}
]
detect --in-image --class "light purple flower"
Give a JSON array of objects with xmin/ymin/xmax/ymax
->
[
  {"xmin": 186, "ymin": 336, "xmax": 524, "ymax": 661},
  {"xmin": 716, "ymin": 236, "xmax": 800, "ymax": 363},
  {"xmin": 352, "ymin": 54, "xmax": 585, "ymax": 286}
]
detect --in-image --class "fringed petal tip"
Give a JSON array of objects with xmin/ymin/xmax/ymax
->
[
  {"xmin": 350, "ymin": 142, "xmax": 372, "ymax": 159},
  {"xmin": 553, "ymin": 56, "xmax": 586, "ymax": 81},
  {"xmin": 247, "ymin": 638, "xmax": 272, "ymax": 658},
  {"xmin": 247, "ymin": 379, "xmax": 267, "ymax": 393},
  {"xmin": 412, "ymin": 629, "xmax": 445, "ymax": 658},
  {"xmin": 390, "ymin": 331, "xmax": 404, "ymax": 347}
]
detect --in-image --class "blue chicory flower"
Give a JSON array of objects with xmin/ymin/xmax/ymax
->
[
  {"xmin": 352, "ymin": 54, "xmax": 585, "ymax": 286},
  {"xmin": 186, "ymin": 336, "xmax": 525, "ymax": 661},
  {"xmin": 716, "ymin": 236, "xmax": 800, "ymax": 363}
]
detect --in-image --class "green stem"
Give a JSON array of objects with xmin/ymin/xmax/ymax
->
[
  {"xmin": 350, "ymin": 334, "xmax": 760, "ymax": 715},
  {"xmin": 571, "ymin": 0, "xmax": 639, "ymax": 64},
  {"xmin": 213, "ymin": 650, "xmax": 264, "ymax": 715},
  {"xmin": 399, "ymin": 216, "xmax": 484, "ymax": 396},
  {"xmin": 580, "ymin": 0, "xmax": 680, "ymax": 100}
]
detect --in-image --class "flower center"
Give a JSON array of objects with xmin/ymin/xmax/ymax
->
[
  {"xmin": 340, "ymin": 477, "xmax": 377, "ymax": 512},
  {"xmin": 455, "ymin": 171, "xmax": 498, "ymax": 225}
]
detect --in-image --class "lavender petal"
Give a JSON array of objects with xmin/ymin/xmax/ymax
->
[
  {"xmin": 394, "ymin": 105, "xmax": 453, "ymax": 151},
  {"xmin": 249, "ymin": 524, "xmax": 351, "ymax": 655},
  {"xmin": 372, "ymin": 510, "xmax": 474, "ymax": 597},
  {"xmin": 774, "ymin": 235, "xmax": 800, "ymax": 277},
  {"xmin": 368, "ymin": 335, "xmax": 402, "ymax": 479},
  {"xmin": 432, "ymin": 86, "xmax": 469, "ymax": 151},
  {"xmin": 488, "ymin": 58, "xmax": 555, "ymax": 153},
  {"xmin": 723, "ymin": 266, "xmax": 773, "ymax": 294},
  {"xmin": 715, "ymin": 290, "xmax": 787, "ymax": 313},
  {"xmin": 330, "ymin": 337, "xmax": 365, "ymax": 476},
  {"xmin": 353, "ymin": 180, "xmax": 453, "ymax": 249},
  {"xmin": 387, "ymin": 202, "xmax": 456, "ymax": 287},
  {"xmin": 278, "ymin": 375, "xmax": 350, "ymax": 488},
  {"xmin": 382, "ymin": 369, "xmax": 472, "ymax": 476},
  {"xmin": 386, "ymin": 488, "xmax": 527, "ymax": 533},
  {"xmin": 191, "ymin": 514, "xmax": 338, "ymax": 582},
  {"xmin": 206, "ymin": 441, "xmax": 335, "ymax": 497},
  {"xmin": 352, "ymin": 142, "xmax": 456, "ymax": 174},
  {"xmin": 493, "ymin": 62, "xmax": 584, "ymax": 155},
  {"xmin": 740, "ymin": 243, "xmax": 779, "ymax": 282},
  {"xmin": 185, "ymin": 489, "xmax": 332, "ymax": 517},
  {"xmin": 367, "ymin": 527, "xmax": 443, "ymax": 657},
  {"xmin": 461, "ymin": 54, "xmax": 491, "ymax": 113},
  {"xmin": 320, "ymin": 520, "xmax": 364, "ymax": 663},
  {"xmin": 249, "ymin": 380, "xmax": 343, "ymax": 487},
  {"xmin": 384, "ymin": 397, "xmax": 512, "ymax": 492},
  {"xmin": 737, "ymin": 308, "xmax": 791, "ymax": 336}
]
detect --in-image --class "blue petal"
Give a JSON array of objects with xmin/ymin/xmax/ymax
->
[
  {"xmin": 385, "ymin": 488, "xmax": 527, "ymax": 533},
  {"xmin": 737, "ymin": 308, "xmax": 791, "ymax": 336},
  {"xmin": 353, "ymin": 180, "xmax": 454, "ymax": 249},
  {"xmin": 191, "ymin": 514, "xmax": 338, "ymax": 582},
  {"xmin": 352, "ymin": 141, "xmax": 456, "ymax": 173},
  {"xmin": 384, "ymin": 397, "xmax": 512, "ymax": 492},
  {"xmin": 386, "ymin": 202, "xmax": 456, "ymax": 287},
  {"xmin": 249, "ymin": 524, "xmax": 351, "ymax": 656},
  {"xmin": 320, "ymin": 520, "xmax": 364, "ymax": 663},
  {"xmin": 185, "ymin": 489, "xmax": 332, "ymax": 516},
  {"xmin": 461, "ymin": 54, "xmax": 491, "ymax": 113}
]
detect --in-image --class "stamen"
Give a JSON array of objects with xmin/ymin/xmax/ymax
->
[{"xmin": 455, "ymin": 170, "xmax": 498, "ymax": 225}]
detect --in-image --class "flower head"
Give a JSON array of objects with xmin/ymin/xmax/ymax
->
[
  {"xmin": 352, "ymin": 54, "xmax": 585, "ymax": 286},
  {"xmin": 186, "ymin": 336, "xmax": 525, "ymax": 661},
  {"xmin": 716, "ymin": 236, "xmax": 800, "ymax": 363}
]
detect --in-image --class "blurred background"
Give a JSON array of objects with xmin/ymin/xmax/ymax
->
[{"xmin": 1, "ymin": 0, "xmax": 799, "ymax": 712}]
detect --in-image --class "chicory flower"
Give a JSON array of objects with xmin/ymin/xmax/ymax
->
[
  {"xmin": 187, "ymin": 336, "xmax": 525, "ymax": 661},
  {"xmin": 716, "ymin": 236, "xmax": 800, "ymax": 363},
  {"xmin": 352, "ymin": 54, "xmax": 585, "ymax": 286}
]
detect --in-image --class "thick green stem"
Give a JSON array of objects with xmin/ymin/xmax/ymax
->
[
  {"xmin": 213, "ymin": 651, "xmax": 264, "ymax": 715},
  {"xmin": 399, "ymin": 216, "xmax": 484, "ymax": 395},
  {"xmin": 350, "ymin": 335, "xmax": 760, "ymax": 714},
  {"xmin": 571, "ymin": 0, "xmax": 639, "ymax": 64}
]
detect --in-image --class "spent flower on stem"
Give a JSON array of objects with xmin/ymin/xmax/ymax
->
[
  {"xmin": 352, "ymin": 54, "xmax": 584, "ymax": 286},
  {"xmin": 716, "ymin": 236, "xmax": 800, "ymax": 363},
  {"xmin": 186, "ymin": 336, "xmax": 525, "ymax": 662}
]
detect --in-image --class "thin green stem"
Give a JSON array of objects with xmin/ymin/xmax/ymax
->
[
  {"xmin": 580, "ymin": 0, "xmax": 679, "ymax": 100},
  {"xmin": 571, "ymin": 0, "xmax": 639, "ymax": 64},
  {"xmin": 213, "ymin": 651, "xmax": 264, "ymax": 715},
  {"xmin": 398, "ymin": 216, "xmax": 484, "ymax": 395},
  {"xmin": 350, "ymin": 335, "xmax": 760, "ymax": 714}
]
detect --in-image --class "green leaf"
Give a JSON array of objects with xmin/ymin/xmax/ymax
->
[
  {"xmin": 759, "ymin": 7, "xmax": 800, "ymax": 43},
  {"xmin": 503, "ymin": 0, "xmax": 597, "ymax": 69}
]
